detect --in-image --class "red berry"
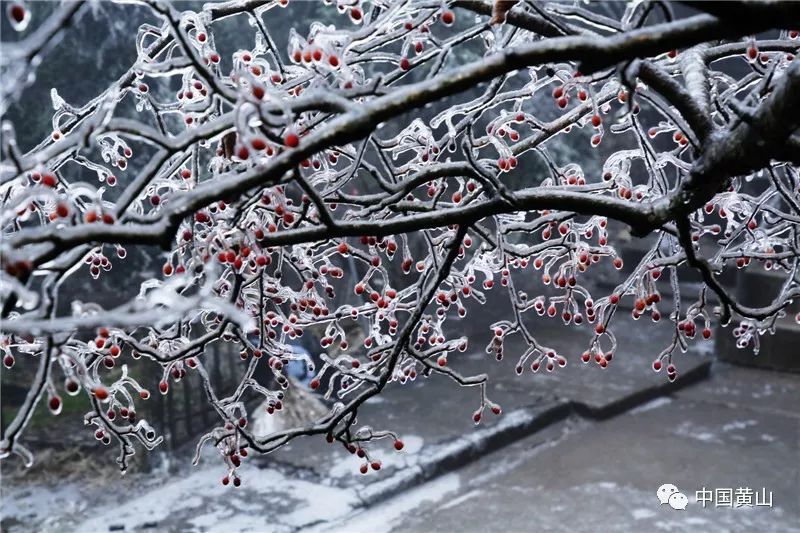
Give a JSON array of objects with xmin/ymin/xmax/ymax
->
[
  {"xmin": 55, "ymin": 202, "xmax": 70, "ymax": 218},
  {"xmin": 441, "ymin": 10, "xmax": 455, "ymax": 25},
  {"xmin": 49, "ymin": 396, "xmax": 61, "ymax": 412},
  {"xmin": 284, "ymin": 132, "xmax": 300, "ymax": 148},
  {"xmin": 394, "ymin": 440, "xmax": 404, "ymax": 451},
  {"xmin": 94, "ymin": 386, "xmax": 109, "ymax": 400},
  {"xmin": 8, "ymin": 3, "xmax": 26, "ymax": 24},
  {"xmin": 400, "ymin": 57, "xmax": 410, "ymax": 71},
  {"xmin": 41, "ymin": 173, "xmax": 57, "ymax": 187}
]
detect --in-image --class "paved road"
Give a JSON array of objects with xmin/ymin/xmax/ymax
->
[{"xmin": 324, "ymin": 363, "xmax": 800, "ymax": 533}]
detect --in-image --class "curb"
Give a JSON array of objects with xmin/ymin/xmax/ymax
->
[
  {"xmin": 357, "ymin": 400, "xmax": 572, "ymax": 505},
  {"xmin": 356, "ymin": 360, "xmax": 712, "ymax": 507},
  {"xmin": 571, "ymin": 359, "xmax": 712, "ymax": 420}
]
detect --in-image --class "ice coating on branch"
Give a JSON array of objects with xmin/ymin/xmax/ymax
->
[
  {"xmin": 50, "ymin": 88, "xmax": 65, "ymax": 111},
  {"xmin": 680, "ymin": 44, "xmax": 711, "ymax": 115}
]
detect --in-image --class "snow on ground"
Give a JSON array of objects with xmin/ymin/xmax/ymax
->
[
  {"xmin": 72, "ymin": 460, "xmax": 361, "ymax": 532},
  {"xmin": 672, "ymin": 420, "xmax": 722, "ymax": 443},
  {"xmin": 1, "ymin": 481, "xmax": 92, "ymax": 531},
  {"xmin": 326, "ymin": 435, "xmax": 425, "ymax": 480},
  {"xmin": 2, "ymin": 450, "xmax": 362, "ymax": 533},
  {"xmin": 629, "ymin": 396, "xmax": 673, "ymax": 414},
  {"xmin": 311, "ymin": 473, "xmax": 460, "ymax": 533}
]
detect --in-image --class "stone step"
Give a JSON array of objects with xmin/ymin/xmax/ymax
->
[
  {"xmin": 734, "ymin": 267, "xmax": 800, "ymax": 315},
  {"xmin": 715, "ymin": 319, "xmax": 800, "ymax": 372},
  {"xmin": 715, "ymin": 267, "xmax": 800, "ymax": 372}
]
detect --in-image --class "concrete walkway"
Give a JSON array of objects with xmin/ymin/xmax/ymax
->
[
  {"xmin": 326, "ymin": 363, "xmax": 800, "ymax": 533},
  {"xmin": 263, "ymin": 310, "xmax": 712, "ymax": 504}
]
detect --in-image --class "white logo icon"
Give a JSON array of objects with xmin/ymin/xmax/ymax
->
[
  {"xmin": 657, "ymin": 484, "xmax": 688, "ymax": 510},
  {"xmin": 668, "ymin": 492, "xmax": 688, "ymax": 510}
]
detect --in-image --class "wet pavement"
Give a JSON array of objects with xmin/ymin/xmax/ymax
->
[{"xmin": 325, "ymin": 363, "xmax": 800, "ymax": 533}]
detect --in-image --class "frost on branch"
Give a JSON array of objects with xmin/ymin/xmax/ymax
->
[{"xmin": 1, "ymin": 0, "xmax": 800, "ymax": 483}]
